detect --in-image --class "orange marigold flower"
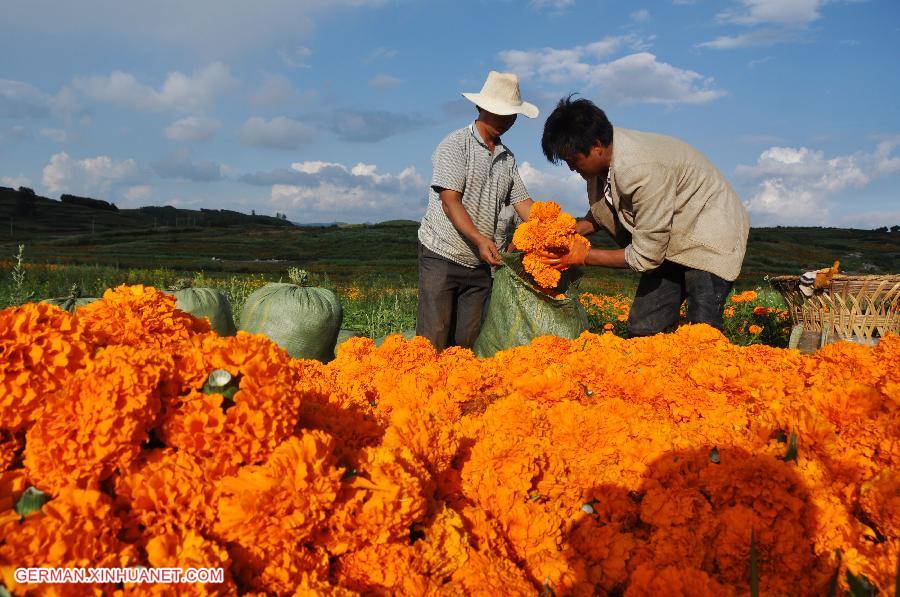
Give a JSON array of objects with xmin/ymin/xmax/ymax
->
[
  {"xmin": 116, "ymin": 449, "xmax": 218, "ymax": 538},
  {"xmin": 625, "ymin": 565, "xmax": 735, "ymax": 596},
  {"xmin": 0, "ymin": 488, "xmax": 138, "ymax": 594},
  {"xmin": 215, "ymin": 432, "xmax": 343, "ymax": 549},
  {"xmin": 860, "ymin": 470, "xmax": 900, "ymax": 539},
  {"xmin": 215, "ymin": 432, "xmax": 341, "ymax": 593},
  {"xmin": 323, "ymin": 445, "xmax": 429, "ymax": 556},
  {"xmin": 0, "ymin": 303, "xmax": 90, "ymax": 433},
  {"xmin": 603, "ymin": 323, "xmax": 614, "ymax": 331},
  {"xmin": 334, "ymin": 542, "xmax": 431, "ymax": 594},
  {"xmin": 78, "ymin": 284, "xmax": 210, "ymax": 349},
  {"xmin": 448, "ymin": 549, "xmax": 536, "ymax": 595},
  {"xmin": 753, "ymin": 306, "xmax": 769, "ymax": 316},
  {"xmin": 748, "ymin": 325, "xmax": 763, "ymax": 334},
  {"xmin": 160, "ymin": 332, "xmax": 302, "ymax": 477},
  {"xmin": 512, "ymin": 201, "xmax": 590, "ymax": 290},
  {"xmin": 730, "ymin": 290, "xmax": 758, "ymax": 303},
  {"xmin": 24, "ymin": 346, "xmax": 171, "ymax": 494},
  {"xmin": 143, "ymin": 528, "xmax": 235, "ymax": 592}
]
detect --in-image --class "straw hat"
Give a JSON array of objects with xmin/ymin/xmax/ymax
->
[{"xmin": 462, "ymin": 71, "xmax": 539, "ymax": 119}]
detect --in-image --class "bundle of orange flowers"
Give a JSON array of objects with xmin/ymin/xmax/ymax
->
[
  {"xmin": 512, "ymin": 201, "xmax": 590, "ymax": 290},
  {"xmin": 1, "ymin": 285, "xmax": 898, "ymax": 595}
]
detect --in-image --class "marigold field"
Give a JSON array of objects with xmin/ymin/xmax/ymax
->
[{"xmin": 1, "ymin": 284, "xmax": 898, "ymax": 596}]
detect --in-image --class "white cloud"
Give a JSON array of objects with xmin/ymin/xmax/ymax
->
[
  {"xmin": 699, "ymin": 0, "xmax": 832, "ymax": 49},
  {"xmin": 0, "ymin": 79, "xmax": 51, "ymax": 118},
  {"xmin": 838, "ymin": 209, "xmax": 900, "ymax": 230},
  {"xmin": 748, "ymin": 56, "xmax": 774, "ymax": 68},
  {"xmin": 500, "ymin": 40, "xmax": 722, "ymax": 106},
  {"xmin": 517, "ymin": 161, "xmax": 588, "ymax": 218},
  {"xmin": 39, "ymin": 128, "xmax": 67, "ymax": 143},
  {"xmin": 5, "ymin": 0, "xmax": 388, "ymax": 57},
  {"xmin": 164, "ymin": 116, "xmax": 222, "ymax": 142},
  {"xmin": 251, "ymin": 74, "xmax": 307, "ymax": 107},
  {"xmin": 591, "ymin": 53, "xmax": 726, "ymax": 105},
  {"xmin": 151, "ymin": 148, "xmax": 228, "ymax": 182},
  {"xmin": 239, "ymin": 116, "xmax": 317, "ymax": 150},
  {"xmin": 267, "ymin": 160, "xmax": 425, "ymax": 222},
  {"xmin": 42, "ymin": 152, "xmax": 140, "ymax": 199},
  {"xmin": 717, "ymin": 0, "xmax": 824, "ymax": 26},
  {"xmin": 362, "ymin": 47, "xmax": 398, "ymax": 64},
  {"xmin": 280, "ymin": 46, "xmax": 312, "ymax": 68},
  {"xmin": 697, "ymin": 28, "xmax": 806, "ymax": 49},
  {"xmin": 2, "ymin": 174, "xmax": 33, "ymax": 189},
  {"xmin": 736, "ymin": 139, "xmax": 900, "ymax": 225},
  {"xmin": 7, "ymin": 126, "xmax": 28, "ymax": 140},
  {"xmin": 74, "ymin": 62, "xmax": 237, "ymax": 113},
  {"xmin": 499, "ymin": 36, "xmax": 648, "ymax": 84},
  {"xmin": 325, "ymin": 109, "xmax": 431, "ymax": 143},
  {"xmin": 531, "ymin": 0, "xmax": 575, "ymax": 11},
  {"xmin": 124, "ymin": 185, "xmax": 153, "ymax": 205},
  {"xmin": 369, "ymin": 74, "xmax": 402, "ymax": 90},
  {"xmin": 631, "ymin": 9, "xmax": 651, "ymax": 22}
]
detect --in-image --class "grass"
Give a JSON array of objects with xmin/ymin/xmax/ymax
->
[
  {"xmin": 2, "ymin": 194, "xmax": 897, "ymax": 343},
  {"xmin": 2, "ymin": 247, "xmax": 795, "ymax": 346}
]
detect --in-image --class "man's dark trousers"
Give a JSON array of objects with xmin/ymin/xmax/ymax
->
[
  {"xmin": 627, "ymin": 260, "xmax": 733, "ymax": 337},
  {"xmin": 416, "ymin": 243, "xmax": 492, "ymax": 351}
]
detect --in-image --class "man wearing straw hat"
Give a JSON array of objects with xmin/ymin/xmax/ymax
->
[
  {"xmin": 538, "ymin": 96, "xmax": 749, "ymax": 336},
  {"xmin": 416, "ymin": 71, "xmax": 538, "ymax": 351}
]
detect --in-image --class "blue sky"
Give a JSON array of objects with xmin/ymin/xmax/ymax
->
[{"xmin": 1, "ymin": 0, "xmax": 898, "ymax": 227}]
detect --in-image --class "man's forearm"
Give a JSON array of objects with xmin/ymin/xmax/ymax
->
[
  {"xmin": 440, "ymin": 193, "xmax": 484, "ymax": 244},
  {"xmin": 584, "ymin": 247, "xmax": 628, "ymax": 268}
]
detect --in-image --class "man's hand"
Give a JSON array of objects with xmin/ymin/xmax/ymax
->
[
  {"xmin": 476, "ymin": 236, "xmax": 503, "ymax": 266},
  {"xmin": 537, "ymin": 238, "xmax": 589, "ymax": 270}
]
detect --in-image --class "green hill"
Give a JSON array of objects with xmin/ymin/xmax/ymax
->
[
  {"xmin": 0, "ymin": 186, "xmax": 292, "ymax": 239},
  {"xmin": 1, "ymin": 186, "xmax": 897, "ymax": 286}
]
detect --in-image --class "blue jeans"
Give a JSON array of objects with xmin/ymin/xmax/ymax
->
[{"xmin": 627, "ymin": 260, "xmax": 733, "ymax": 337}]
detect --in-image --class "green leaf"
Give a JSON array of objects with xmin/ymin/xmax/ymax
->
[
  {"xmin": 750, "ymin": 529, "xmax": 760, "ymax": 597},
  {"xmin": 782, "ymin": 432, "xmax": 798, "ymax": 462},
  {"xmin": 846, "ymin": 571, "xmax": 876, "ymax": 597},
  {"xmin": 15, "ymin": 486, "xmax": 49, "ymax": 517},
  {"xmin": 0, "ymin": 584, "xmax": 12, "ymax": 597}
]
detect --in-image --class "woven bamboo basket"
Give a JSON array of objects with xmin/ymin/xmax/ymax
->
[{"xmin": 770, "ymin": 274, "xmax": 900, "ymax": 350}]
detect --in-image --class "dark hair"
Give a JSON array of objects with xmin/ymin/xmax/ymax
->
[{"xmin": 541, "ymin": 95, "xmax": 613, "ymax": 164}]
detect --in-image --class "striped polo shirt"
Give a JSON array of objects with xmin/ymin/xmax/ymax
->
[{"xmin": 418, "ymin": 122, "xmax": 530, "ymax": 267}]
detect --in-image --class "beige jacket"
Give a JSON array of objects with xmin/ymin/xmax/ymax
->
[{"xmin": 586, "ymin": 127, "xmax": 749, "ymax": 282}]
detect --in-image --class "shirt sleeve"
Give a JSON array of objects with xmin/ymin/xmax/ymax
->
[
  {"xmin": 430, "ymin": 135, "xmax": 466, "ymax": 194},
  {"xmin": 508, "ymin": 160, "xmax": 530, "ymax": 204},
  {"xmin": 619, "ymin": 165, "xmax": 675, "ymax": 273}
]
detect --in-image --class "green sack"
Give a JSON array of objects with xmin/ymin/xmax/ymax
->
[
  {"xmin": 41, "ymin": 283, "xmax": 98, "ymax": 313},
  {"xmin": 239, "ymin": 269, "xmax": 343, "ymax": 361},
  {"xmin": 165, "ymin": 280, "xmax": 236, "ymax": 337},
  {"xmin": 474, "ymin": 252, "xmax": 590, "ymax": 358}
]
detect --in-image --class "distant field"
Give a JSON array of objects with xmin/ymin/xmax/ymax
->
[{"xmin": 1, "ymin": 189, "xmax": 898, "ymax": 297}]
